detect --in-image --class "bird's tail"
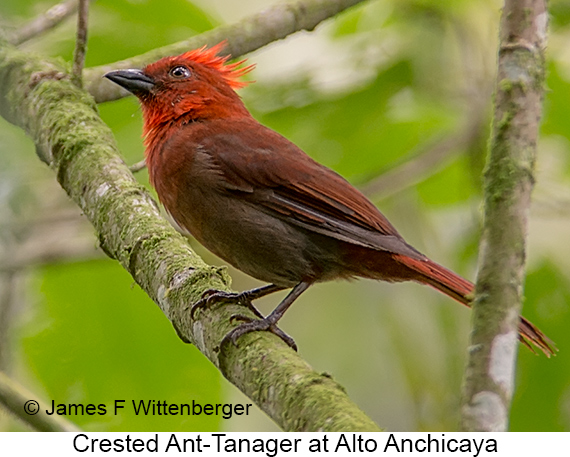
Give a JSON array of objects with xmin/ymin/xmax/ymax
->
[{"xmin": 394, "ymin": 254, "xmax": 555, "ymax": 357}]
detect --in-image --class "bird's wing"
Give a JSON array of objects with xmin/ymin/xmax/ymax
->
[{"xmin": 196, "ymin": 120, "xmax": 424, "ymax": 259}]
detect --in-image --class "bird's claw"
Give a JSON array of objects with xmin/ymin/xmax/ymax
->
[
  {"xmin": 191, "ymin": 288, "xmax": 297, "ymax": 350},
  {"xmin": 190, "ymin": 290, "xmax": 240, "ymax": 319},
  {"xmin": 190, "ymin": 289, "xmax": 263, "ymax": 319},
  {"xmin": 229, "ymin": 314, "xmax": 253, "ymax": 324},
  {"xmin": 221, "ymin": 317, "xmax": 298, "ymax": 351}
]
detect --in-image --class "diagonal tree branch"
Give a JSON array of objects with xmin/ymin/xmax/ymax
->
[
  {"xmin": 8, "ymin": 0, "xmax": 82, "ymax": 46},
  {"xmin": 360, "ymin": 107, "xmax": 487, "ymax": 201},
  {"xmin": 460, "ymin": 0, "xmax": 548, "ymax": 432},
  {"xmin": 0, "ymin": 371, "xmax": 82, "ymax": 432},
  {"xmin": 0, "ymin": 41, "xmax": 381, "ymax": 432},
  {"xmin": 0, "ymin": 272, "xmax": 17, "ymax": 371},
  {"xmin": 84, "ymin": 0, "xmax": 370, "ymax": 103}
]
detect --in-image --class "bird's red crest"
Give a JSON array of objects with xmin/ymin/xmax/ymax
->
[{"xmin": 179, "ymin": 42, "xmax": 254, "ymax": 89}]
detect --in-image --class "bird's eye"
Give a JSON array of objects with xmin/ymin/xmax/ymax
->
[{"xmin": 169, "ymin": 66, "xmax": 191, "ymax": 79}]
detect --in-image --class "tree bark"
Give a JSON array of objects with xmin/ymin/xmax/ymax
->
[{"xmin": 460, "ymin": 0, "xmax": 548, "ymax": 432}]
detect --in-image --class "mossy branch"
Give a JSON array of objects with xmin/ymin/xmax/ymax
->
[
  {"xmin": 459, "ymin": 0, "xmax": 548, "ymax": 432},
  {"xmin": 84, "ymin": 0, "xmax": 369, "ymax": 103},
  {"xmin": 0, "ymin": 42, "xmax": 380, "ymax": 432}
]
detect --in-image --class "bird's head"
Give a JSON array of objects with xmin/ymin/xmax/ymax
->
[{"xmin": 104, "ymin": 42, "xmax": 254, "ymax": 132}]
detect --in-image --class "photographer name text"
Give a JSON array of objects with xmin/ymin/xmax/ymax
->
[{"xmin": 45, "ymin": 400, "xmax": 251, "ymax": 420}]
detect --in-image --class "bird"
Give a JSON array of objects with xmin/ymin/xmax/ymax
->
[{"xmin": 104, "ymin": 43, "xmax": 553, "ymax": 356}]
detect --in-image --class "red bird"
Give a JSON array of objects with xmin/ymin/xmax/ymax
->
[{"xmin": 105, "ymin": 43, "xmax": 553, "ymax": 355}]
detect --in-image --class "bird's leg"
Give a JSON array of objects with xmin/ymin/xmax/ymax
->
[
  {"xmin": 190, "ymin": 284, "xmax": 284, "ymax": 319},
  {"xmin": 222, "ymin": 281, "xmax": 311, "ymax": 351}
]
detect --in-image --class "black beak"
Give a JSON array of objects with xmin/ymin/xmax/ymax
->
[{"xmin": 104, "ymin": 69, "xmax": 155, "ymax": 94}]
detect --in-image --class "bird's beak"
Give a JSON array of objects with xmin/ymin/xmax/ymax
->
[{"xmin": 104, "ymin": 69, "xmax": 155, "ymax": 94}]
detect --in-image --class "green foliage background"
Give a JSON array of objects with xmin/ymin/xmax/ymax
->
[{"xmin": 0, "ymin": 0, "xmax": 569, "ymax": 432}]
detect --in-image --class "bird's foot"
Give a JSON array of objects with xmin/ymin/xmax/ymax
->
[
  {"xmin": 190, "ymin": 289, "xmax": 263, "ymax": 320},
  {"xmin": 221, "ymin": 314, "xmax": 297, "ymax": 351}
]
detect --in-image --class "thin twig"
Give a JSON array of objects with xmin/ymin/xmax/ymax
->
[
  {"xmin": 85, "ymin": 0, "xmax": 369, "ymax": 103},
  {"xmin": 0, "ymin": 206, "xmax": 102, "ymax": 273},
  {"xmin": 9, "ymin": 0, "xmax": 80, "ymax": 46},
  {"xmin": 129, "ymin": 159, "xmax": 147, "ymax": 173},
  {"xmin": 0, "ymin": 371, "xmax": 82, "ymax": 432},
  {"xmin": 0, "ymin": 235, "xmax": 103, "ymax": 273},
  {"xmin": 360, "ymin": 110, "xmax": 486, "ymax": 200},
  {"xmin": 71, "ymin": 0, "xmax": 90, "ymax": 88},
  {"xmin": 0, "ymin": 272, "xmax": 17, "ymax": 371}
]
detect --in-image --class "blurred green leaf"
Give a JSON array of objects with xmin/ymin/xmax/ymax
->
[
  {"xmin": 21, "ymin": 260, "xmax": 223, "ymax": 431},
  {"xmin": 416, "ymin": 155, "xmax": 478, "ymax": 206},
  {"xmin": 511, "ymin": 261, "xmax": 570, "ymax": 431},
  {"xmin": 251, "ymin": 60, "xmax": 459, "ymax": 184}
]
